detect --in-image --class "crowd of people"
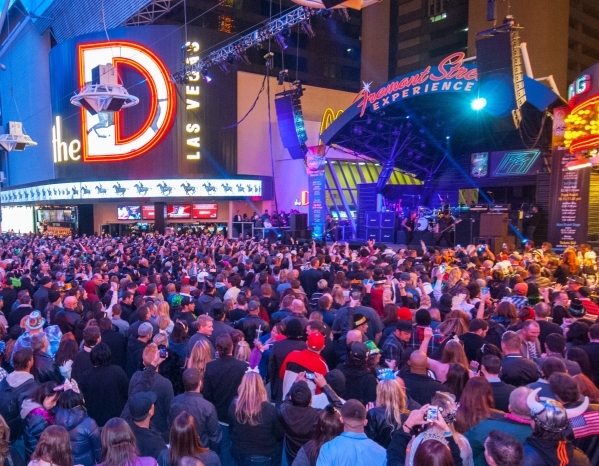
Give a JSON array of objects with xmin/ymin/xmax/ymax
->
[{"xmin": 0, "ymin": 231, "xmax": 598, "ymax": 466}]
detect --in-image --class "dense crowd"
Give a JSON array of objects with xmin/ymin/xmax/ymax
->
[{"xmin": 0, "ymin": 232, "xmax": 599, "ymax": 466}]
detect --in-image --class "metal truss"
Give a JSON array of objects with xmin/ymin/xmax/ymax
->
[
  {"xmin": 123, "ymin": 0, "xmax": 184, "ymax": 26},
  {"xmin": 171, "ymin": 6, "xmax": 312, "ymax": 84}
]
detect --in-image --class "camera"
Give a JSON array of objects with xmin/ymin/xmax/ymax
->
[
  {"xmin": 305, "ymin": 372, "xmax": 316, "ymax": 381},
  {"xmin": 425, "ymin": 406, "xmax": 439, "ymax": 422},
  {"xmin": 158, "ymin": 345, "xmax": 168, "ymax": 359}
]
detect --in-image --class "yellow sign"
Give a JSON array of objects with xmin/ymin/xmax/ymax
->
[{"xmin": 319, "ymin": 108, "xmax": 343, "ymax": 144}]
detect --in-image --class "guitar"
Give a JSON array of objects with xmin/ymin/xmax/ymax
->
[{"xmin": 434, "ymin": 219, "xmax": 462, "ymax": 239}]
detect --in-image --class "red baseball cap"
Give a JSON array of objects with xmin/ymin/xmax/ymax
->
[
  {"xmin": 397, "ymin": 307, "xmax": 412, "ymax": 321},
  {"xmin": 307, "ymin": 332, "xmax": 325, "ymax": 351}
]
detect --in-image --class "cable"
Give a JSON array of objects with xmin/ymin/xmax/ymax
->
[{"xmin": 220, "ymin": 74, "xmax": 267, "ymax": 129}]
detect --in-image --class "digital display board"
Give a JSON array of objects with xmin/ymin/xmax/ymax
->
[
  {"xmin": 141, "ymin": 205, "xmax": 155, "ymax": 220},
  {"xmin": 118, "ymin": 205, "xmax": 141, "ymax": 220},
  {"xmin": 167, "ymin": 204, "xmax": 191, "ymax": 219},
  {"xmin": 192, "ymin": 203, "xmax": 218, "ymax": 219}
]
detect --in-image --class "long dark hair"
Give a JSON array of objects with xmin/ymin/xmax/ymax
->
[
  {"xmin": 170, "ymin": 321, "xmax": 189, "ymax": 344},
  {"xmin": 303, "ymin": 405, "xmax": 343, "ymax": 466},
  {"xmin": 169, "ymin": 411, "xmax": 208, "ymax": 466},
  {"xmin": 454, "ymin": 377, "xmax": 495, "ymax": 433},
  {"xmin": 31, "ymin": 425, "xmax": 73, "ymax": 466},
  {"xmin": 444, "ymin": 363, "xmax": 469, "ymax": 402},
  {"xmin": 101, "ymin": 418, "xmax": 139, "ymax": 466},
  {"xmin": 567, "ymin": 347, "xmax": 593, "ymax": 378},
  {"xmin": 54, "ymin": 338, "xmax": 79, "ymax": 366}
]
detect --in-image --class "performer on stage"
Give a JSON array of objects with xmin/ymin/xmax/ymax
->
[
  {"xmin": 401, "ymin": 211, "xmax": 418, "ymax": 246},
  {"xmin": 525, "ymin": 205, "xmax": 540, "ymax": 240},
  {"xmin": 324, "ymin": 214, "xmax": 338, "ymax": 241},
  {"xmin": 435, "ymin": 209, "xmax": 455, "ymax": 247}
]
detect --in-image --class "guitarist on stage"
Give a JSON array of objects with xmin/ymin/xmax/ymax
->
[
  {"xmin": 401, "ymin": 211, "xmax": 418, "ymax": 246},
  {"xmin": 324, "ymin": 214, "xmax": 338, "ymax": 241},
  {"xmin": 435, "ymin": 209, "xmax": 455, "ymax": 247}
]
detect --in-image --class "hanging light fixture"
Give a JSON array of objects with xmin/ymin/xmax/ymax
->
[
  {"xmin": 70, "ymin": 65, "xmax": 139, "ymax": 115},
  {"xmin": 0, "ymin": 122, "xmax": 37, "ymax": 152}
]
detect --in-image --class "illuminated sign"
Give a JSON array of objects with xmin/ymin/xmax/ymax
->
[
  {"xmin": 492, "ymin": 150, "xmax": 540, "ymax": 176},
  {"xmin": 319, "ymin": 108, "xmax": 343, "ymax": 144},
  {"xmin": 184, "ymin": 41, "xmax": 201, "ymax": 161},
  {"xmin": 0, "ymin": 178, "xmax": 263, "ymax": 204},
  {"xmin": 56, "ymin": 40, "xmax": 176, "ymax": 164},
  {"xmin": 564, "ymin": 95, "xmax": 599, "ymax": 153},
  {"xmin": 192, "ymin": 203, "xmax": 218, "ymax": 219},
  {"xmin": 568, "ymin": 75, "xmax": 591, "ymax": 102},
  {"xmin": 352, "ymin": 52, "xmax": 477, "ymax": 117}
]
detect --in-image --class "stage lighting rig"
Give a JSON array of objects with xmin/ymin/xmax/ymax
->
[{"xmin": 70, "ymin": 65, "xmax": 139, "ymax": 115}]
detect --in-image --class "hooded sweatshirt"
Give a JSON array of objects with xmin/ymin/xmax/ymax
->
[
  {"xmin": 5, "ymin": 370, "xmax": 34, "ymax": 388},
  {"xmin": 524, "ymin": 437, "xmax": 589, "ymax": 466}
]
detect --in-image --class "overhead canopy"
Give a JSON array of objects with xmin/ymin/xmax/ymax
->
[{"xmin": 320, "ymin": 52, "xmax": 560, "ymax": 181}]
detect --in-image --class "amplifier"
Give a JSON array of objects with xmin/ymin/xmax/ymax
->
[
  {"xmin": 479, "ymin": 213, "xmax": 508, "ymax": 237},
  {"xmin": 366, "ymin": 228, "xmax": 381, "ymax": 242}
]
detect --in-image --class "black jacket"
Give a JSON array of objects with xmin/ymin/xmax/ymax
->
[
  {"xmin": 500, "ymin": 355, "xmax": 540, "ymax": 387},
  {"xmin": 129, "ymin": 422, "xmax": 167, "ymax": 459},
  {"xmin": 78, "ymin": 364, "xmax": 129, "ymax": 427},
  {"xmin": 234, "ymin": 315, "xmax": 270, "ymax": 348},
  {"xmin": 278, "ymin": 384, "xmax": 343, "ymax": 462},
  {"xmin": 32, "ymin": 350, "xmax": 63, "ymax": 384},
  {"xmin": 54, "ymin": 406, "xmax": 102, "ymax": 466},
  {"xmin": 366, "ymin": 407, "xmax": 409, "ymax": 449},
  {"xmin": 126, "ymin": 336, "xmax": 148, "ymax": 377},
  {"xmin": 101, "ymin": 329, "xmax": 127, "ymax": 370},
  {"xmin": 203, "ymin": 355, "xmax": 248, "ymax": 422},
  {"xmin": 523, "ymin": 437, "xmax": 590, "ymax": 466},
  {"xmin": 490, "ymin": 380, "xmax": 516, "ymax": 413},
  {"xmin": 168, "ymin": 392, "xmax": 222, "ymax": 453},
  {"xmin": 71, "ymin": 349, "xmax": 93, "ymax": 383},
  {"xmin": 399, "ymin": 370, "xmax": 447, "ymax": 407},
  {"xmin": 299, "ymin": 268, "xmax": 323, "ymax": 300},
  {"xmin": 54, "ymin": 308, "xmax": 83, "ymax": 338},
  {"xmin": 32, "ymin": 287, "xmax": 50, "ymax": 316},
  {"xmin": 336, "ymin": 363, "xmax": 378, "ymax": 405},
  {"xmin": 197, "ymin": 293, "xmax": 223, "ymax": 316},
  {"xmin": 228, "ymin": 400, "xmax": 284, "ymax": 458},
  {"xmin": 268, "ymin": 338, "xmax": 307, "ymax": 403}
]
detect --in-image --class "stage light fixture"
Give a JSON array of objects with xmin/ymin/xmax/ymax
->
[
  {"xmin": 471, "ymin": 97, "xmax": 487, "ymax": 111},
  {"xmin": 301, "ymin": 20, "xmax": 316, "ymax": 38},
  {"xmin": 70, "ymin": 65, "xmax": 139, "ymax": 115},
  {"xmin": 275, "ymin": 33, "xmax": 289, "ymax": 50},
  {"xmin": 226, "ymin": 54, "xmax": 235, "ymax": 65},
  {"xmin": 219, "ymin": 62, "xmax": 229, "ymax": 74},
  {"xmin": 201, "ymin": 66, "xmax": 212, "ymax": 83},
  {"xmin": 278, "ymin": 69, "xmax": 288, "ymax": 85},
  {"xmin": 322, "ymin": 9, "xmax": 332, "ymax": 19}
]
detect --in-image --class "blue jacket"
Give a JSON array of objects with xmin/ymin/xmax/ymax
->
[{"xmin": 316, "ymin": 432, "xmax": 386, "ymax": 466}]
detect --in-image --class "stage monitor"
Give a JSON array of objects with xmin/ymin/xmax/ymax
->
[
  {"xmin": 118, "ymin": 205, "xmax": 141, "ymax": 220},
  {"xmin": 192, "ymin": 203, "xmax": 218, "ymax": 219},
  {"xmin": 167, "ymin": 204, "xmax": 191, "ymax": 219}
]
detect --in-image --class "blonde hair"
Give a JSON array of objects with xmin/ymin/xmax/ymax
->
[
  {"xmin": 235, "ymin": 372, "xmax": 267, "ymax": 426},
  {"xmin": 157, "ymin": 315, "xmax": 171, "ymax": 332},
  {"xmin": 376, "ymin": 379, "xmax": 407, "ymax": 432},
  {"xmin": 153, "ymin": 332, "xmax": 168, "ymax": 347},
  {"xmin": 142, "ymin": 343, "xmax": 158, "ymax": 366},
  {"xmin": 155, "ymin": 301, "xmax": 170, "ymax": 318},
  {"xmin": 234, "ymin": 341, "xmax": 251, "ymax": 363},
  {"xmin": 187, "ymin": 340, "xmax": 212, "ymax": 373}
]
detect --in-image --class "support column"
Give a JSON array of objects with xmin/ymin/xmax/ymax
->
[{"xmin": 154, "ymin": 202, "xmax": 166, "ymax": 234}]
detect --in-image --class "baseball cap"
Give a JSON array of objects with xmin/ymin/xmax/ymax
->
[
  {"xmin": 129, "ymin": 391, "xmax": 157, "ymax": 421},
  {"xmin": 395, "ymin": 320, "xmax": 413, "ymax": 333},
  {"xmin": 181, "ymin": 296, "xmax": 192, "ymax": 307},
  {"xmin": 39, "ymin": 276, "xmax": 52, "ymax": 286},
  {"xmin": 349, "ymin": 342, "xmax": 368, "ymax": 361},
  {"xmin": 514, "ymin": 283, "xmax": 528, "ymax": 295},
  {"xmin": 307, "ymin": 332, "xmax": 325, "ymax": 351},
  {"xmin": 138, "ymin": 322, "xmax": 153, "ymax": 337},
  {"xmin": 397, "ymin": 306, "xmax": 412, "ymax": 321},
  {"xmin": 353, "ymin": 313, "xmax": 368, "ymax": 327}
]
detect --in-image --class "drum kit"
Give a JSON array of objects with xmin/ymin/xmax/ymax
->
[{"xmin": 415, "ymin": 206, "xmax": 441, "ymax": 231}]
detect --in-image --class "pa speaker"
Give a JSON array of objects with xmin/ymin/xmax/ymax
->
[
  {"xmin": 290, "ymin": 213, "xmax": 308, "ymax": 231},
  {"xmin": 275, "ymin": 92, "xmax": 308, "ymax": 160}
]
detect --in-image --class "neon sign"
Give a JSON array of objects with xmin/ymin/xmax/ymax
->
[
  {"xmin": 184, "ymin": 41, "xmax": 201, "ymax": 161},
  {"xmin": 55, "ymin": 40, "xmax": 176, "ymax": 164},
  {"xmin": 352, "ymin": 52, "xmax": 477, "ymax": 117},
  {"xmin": 564, "ymin": 95, "xmax": 599, "ymax": 154},
  {"xmin": 568, "ymin": 75, "xmax": 591, "ymax": 102}
]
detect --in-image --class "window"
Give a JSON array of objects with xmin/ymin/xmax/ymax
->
[{"xmin": 428, "ymin": 0, "xmax": 445, "ymax": 17}]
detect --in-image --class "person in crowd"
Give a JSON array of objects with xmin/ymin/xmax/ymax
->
[
  {"xmin": 228, "ymin": 371, "xmax": 283, "ymax": 466},
  {"xmin": 188, "ymin": 315, "xmax": 216, "ymax": 359},
  {"xmin": 381, "ymin": 320, "xmax": 412, "ymax": 371},
  {"xmin": 419, "ymin": 327, "xmax": 470, "ymax": 383},
  {"xmin": 234, "ymin": 300, "xmax": 269, "ymax": 348},
  {"xmin": 399, "ymin": 350, "xmax": 445, "ymax": 406},
  {"xmin": 126, "ymin": 391, "xmax": 168, "ymax": 459},
  {"xmin": 98, "ymin": 317, "xmax": 128, "ymax": 371},
  {"xmin": 316, "ymin": 399, "xmax": 386, "ymax": 466},
  {"xmin": 458, "ymin": 318, "xmax": 488, "ymax": 362},
  {"xmin": 518, "ymin": 320, "xmax": 542, "ymax": 359},
  {"xmin": 279, "ymin": 374, "xmax": 343, "ymax": 464},
  {"xmin": 157, "ymin": 411, "xmax": 221, "ymax": 466},
  {"xmin": 454, "ymin": 377, "xmax": 503, "ymax": 434},
  {"xmin": 483, "ymin": 430, "xmax": 524, "ymax": 466},
  {"xmin": 53, "ymin": 380, "xmax": 102, "ymax": 466},
  {"xmin": 464, "ymin": 387, "xmax": 532, "ymax": 466},
  {"xmin": 127, "ymin": 322, "xmax": 153, "ymax": 378},
  {"xmin": 292, "ymin": 405, "xmax": 343, "ymax": 466},
  {"xmin": 21, "ymin": 381, "xmax": 60, "ymax": 461},
  {"xmin": 187, "ymin": 339, "xmax": 212, "ymax": 374},
  {"xmin": 336, "ymin": 342, "xmax": 377, "ymax": 406},
  {"xmin": 71, "ymin": 325, "xmax": 101, "ymax": 382},
  {"xmin": 99, "ymin": 417, "xmax": 158, "ymax": 466},
  {"xmin": 28, "ymin": 425, "xmax": 74, "ymax": 466},
  {"xmin": 579, "ymin": 323, "xmax": 599, "ymax": 388},
  {"xmin": 168, "ymin": 368, "xmax": 222, "ymax": 454},
  {"xmin": 523, "ymin": 388, "xmax": 590, "ymax": 465},
  {"xmin": 500, "ymin": 331, "xmax": 540, "ymax": 387},
  {"xmin": 78, "ymin": 342, "xmax": 129, "ymax": 427},
  {"xmin": 365, "ymin": 377, "xmax": 409, "ymax": 448},
  {"xmin": 31, "ymin": 333, "xmax": 63, "ymax": 384},
  {"xmin": 479, "ymin": 354, "xmax": 515, "ymax": 412}
]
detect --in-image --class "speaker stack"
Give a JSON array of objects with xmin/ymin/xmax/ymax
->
[
  {"xmin": 473, "ymin": 213, "xmax": 514, "ymax": 254},
  {"xmin": 285, "ymin": 214, "xmax": 311, "ymax": 244},
  {"xmin": 365, "ymin": 211, "xmax": 395, "ymax": 244}
]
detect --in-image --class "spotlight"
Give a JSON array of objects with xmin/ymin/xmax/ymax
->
[
  {"xmin": 264, "ymin": 52, "xmax": 274, "ymax": 69},
  {"xmin": 281, "ymin": 27, "xmax": 291, "ymax": 39},
  {"xmin": 471, "ymin": 97, "xmax": 487, "ymax": 111},
  {"xmin": 226, "ymin": 54, "xmax": 235, "ymax": 65},
  {"xmin": 219, "ymin": 62, "xmax": 229, "ymax": 74},
  {"xmin": 301, "ymin": 20, "xmax": 315, "ymax": 38},
  {"xmin": 238, "ymin": 51, "xmax": 251, "ymax": 66},
  {"xmin": 275, "ymin": 33, "xmax": 288, "ymax": 51},
  {"xmin": 278, "ymin": 69, "xmax": 288, "ymax": 85},
  {"xmin": 201, "ymin": 66, "xmax": 212, "ymax": 83}
]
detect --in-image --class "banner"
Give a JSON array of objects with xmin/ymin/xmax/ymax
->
[
  {"xmin": 308, "ymin": 169, "xmax": 326, "ymax": 239},
  {"xmin": 548, "ymin": 148, "xmax": 590, "ymax": 249}
]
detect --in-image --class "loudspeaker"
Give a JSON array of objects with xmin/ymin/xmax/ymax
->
[
  {"xmin": 366, "ymin": 229, "xmax": 380, "ymax": 242},
  {"xmin": 381, "ymin": 229, "xmax": 394, "ymax": 243},
  {"xmin": 366, "ymin": 212, "xmax": 381, "ymax": 227},
  {"xmin": 283, "ymin": 230, "xmax": 294, "ymax": 244},
  {"xmin": 275, "ymin": 91, "xmax": 308, "ymax": 160},
  {"xmin": 381, "ymin": 212, "xmax": 395, "ymax": 228},
  {"xmin": 290, "ymin": 213, "xmax": 308, "ymax": 231},
  {"xmin": 474, "ymin": 236, "xmax": 515, "ymax": 255},
  {"xmin": 348, "ymin": 241, "xmax": 367, "ymax": 250},
  {"xmin": 480, "ymin": 213, "xmax": 508, "ymax": 237}
]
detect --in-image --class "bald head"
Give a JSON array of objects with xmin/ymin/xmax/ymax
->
[
  {"xmin": 291, "ymin": 299, "xmax": 305, "ymax": 315},
  {"xmin": 409, "ymin": 350, "xmax": 428, "ymax": 374},
  {"xmin": 508, "ymin": 387, "xmax": 531, "ymax": 418},
  {"xmin": 64, "ymin": 296, "xmax": 78, "ymax": 310},
  {"xmin": 346, "ymin": 330, "xmax": 362, "ymax": 345}
]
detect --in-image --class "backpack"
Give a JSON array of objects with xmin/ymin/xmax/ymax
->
[{"xmin": 0, "ymin": 377, "xmax": 37, "ymax": 442}]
